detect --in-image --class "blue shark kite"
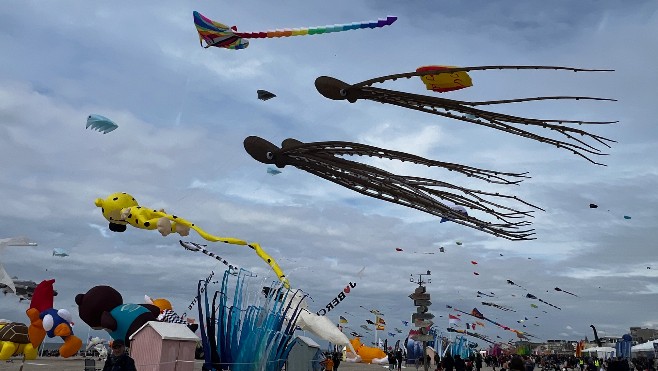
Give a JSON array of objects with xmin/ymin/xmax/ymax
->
[{"xmin": 86, "ymin": 114, "xmax": 118, "ymax": 134}]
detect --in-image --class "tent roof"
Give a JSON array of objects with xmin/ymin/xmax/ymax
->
[
  {"xmin": 129, "ymin": 321, "xmax": 199, "ymax": 341},
  {"xmin": 295, "ymin": 335, "xmax": 320, "ymax": 348},
  {"xmin": 632, "ymin": 340, "xmax": 658, "ymax": 351}
]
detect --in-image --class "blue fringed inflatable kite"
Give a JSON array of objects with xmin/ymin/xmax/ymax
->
[{"xmin": 86, "ymin": 114, "xmax": 118, "ymax": 134}]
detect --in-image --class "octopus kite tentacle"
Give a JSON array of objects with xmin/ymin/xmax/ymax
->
[
  {"xmin": 350, "ymin": 65, "xmax": 613, "ymax": 87},
  {"xmin": 244, "ymin": 136, "xmax": 542, "ymax": 241},
  {"xmin": 279, "ymin": 139, "xmax": 529, "ymax": 184},
  {"xmin": 315, "ymin": 65, "xmax": 617, "ymax": 165}
]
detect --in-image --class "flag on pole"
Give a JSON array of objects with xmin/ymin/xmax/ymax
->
[
  {"xmin": 376, "ymin": 316, "xmax": 386, "ymax": 330},
  {"xmin": 470, "ymin": 308, "xmax": 485, "ymax": 319}
]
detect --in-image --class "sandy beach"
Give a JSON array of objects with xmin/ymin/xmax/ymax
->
[{"xmin": 1, "ymin": 357, "xmax": 449, "ymax": 371}]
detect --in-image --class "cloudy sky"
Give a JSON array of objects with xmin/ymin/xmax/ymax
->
[{"xmin": 1, "ymin": 0, "xmax": 657, "ymax": 347}]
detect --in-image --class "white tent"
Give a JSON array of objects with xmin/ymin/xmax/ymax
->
[
  {"xmin": 632, "ymin": 340, "xmax": 658, "ymax": 352},
  {"xmin": 582, "ymin": 346, "xmax": 616, "ymax": 358}
]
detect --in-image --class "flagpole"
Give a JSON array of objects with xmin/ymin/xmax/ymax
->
[
  {"xmin": 375, "ymin": 314, "xmax": 379, "ymax": 348},
  {"xmin": 84, "ymin": 325, "xmax": 91, "ymax": 360}
]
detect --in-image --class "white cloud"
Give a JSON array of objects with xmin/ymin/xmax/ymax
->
[
  {"xmin": 0, "ymin": 0, "xmax": 657, "ymax": 346},
  {"xmin": 87, "ymin": 223, "xmax": 110, "ymax": 238}
]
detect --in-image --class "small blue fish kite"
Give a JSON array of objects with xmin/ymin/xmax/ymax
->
[
  {"xmin": 52, "ymin": 248, "xmax": 69, "ymax": 257},
  {"xmin": 86, "ymin": 114, "xmax": 118, "ymax": 134},
  {"xmin": 267, "ymin": 167, "xmax": 282, "ymax": 175},
  {"xmin": 623, "ymin": 215, "xmax": 632, "ymax": 219}
]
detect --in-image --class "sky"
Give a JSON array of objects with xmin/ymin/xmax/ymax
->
[{"xmin": 1, "ymin": 0, "xmax": 657, "ymax": 348}]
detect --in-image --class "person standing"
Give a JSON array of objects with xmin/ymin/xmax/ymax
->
[
  {"xmin": 396, "ymin": 348, "xmax": 404, "ymax": 371},
  {"xmin": 389, "ymin": 351, "xmax": 398, "ymax": 369},
  {"xmin": 455, "ymin": 355, "xmax": 466, "ymax": 371},
  {"xmin": 443, "ymin": 354, "xmax": 455, "ymax": 371},
  {"xmin": 322, "ymin": 353, "xmax": 334, "ymax": 371},
  {"xmin": 332, "ymin": 351, "xmax": 342, "ymax": 371},
  {"xmin": 102, "ymin": 339, "xmax": 136, "ymax": 371}
]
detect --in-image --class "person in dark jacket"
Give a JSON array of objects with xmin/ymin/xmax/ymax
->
[
  {"xmin": 332, "ymin": 351, "xmax": 342, "ymax": 371},
  {"xmin": 396, "ymin": 349, "xmax": 404, "ymax": 371},
  {"xmin": 102, "ymin": 339, "xmax": 136, "ymax": 371},
  {"xmin": 508, "ymin": 356, "xmax": 525, "ymax": 371},
  {"xmin": 455, "ymin": 355, "xmax": 466, "ymax": 371},
  {"xmin": 443, "ymin": 354, "xmax": 455, "ymax": 371}
]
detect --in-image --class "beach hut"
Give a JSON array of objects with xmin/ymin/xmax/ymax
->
[
  {"xmin": 286, "ymin": 336, "xmax": 323, "ymax": 371},
  {"xmin": 129, "ymin": 321, "xmax": 199, "ymax": 371}
]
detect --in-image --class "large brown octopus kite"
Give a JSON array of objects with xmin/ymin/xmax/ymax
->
[
  {"xmin": 243, "ymin": 66, "xmax": 617, "ymax": 240},
  {"xmin": 244, "ymin": 136, "xmax": 541, "ymax": 241},
  {"xmin": 315, "ymin": 65, "xmax": 616, "ymax": 165}
]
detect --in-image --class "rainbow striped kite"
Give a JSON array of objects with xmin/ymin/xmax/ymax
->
[{"xmin": 193, "ymin": 11, "xmax": 397, "ymax": 50}]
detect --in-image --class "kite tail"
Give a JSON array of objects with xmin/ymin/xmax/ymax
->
[
  {"xmin": 248, "ymin": 242, "xmax": 290, "ymax": 289},
  {"xmin": 187, "ymin": 223, "xmax": 290, "ymax": 289},
  {"xmin": 233, "ymin": 16, "xmax": 398, "ymax": 39},
  {"xmin": 143, "ymin": 210, "xmax": 246, "ymax": 245},
  {"xmin": 158, "ymin": 213, "xmax": 289, "ymax": 288},
  {"xmin": 185, "ymin": 221, "xmax": 249, "ymax": 245}
]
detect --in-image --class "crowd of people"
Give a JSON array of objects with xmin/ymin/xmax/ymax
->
[
  {"xmin": 425, "ymin": 353, "xmax": 648, "ymax": 371},
  {"xmin": 312, "ymin": 345, "xmax": 658, "ymax": 371},
  {"xmin": 387, "ymin": 348, "xmax": 405, "ymax": 370}
]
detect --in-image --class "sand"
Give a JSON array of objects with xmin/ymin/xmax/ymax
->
[{"xmin": 2, "ymin": 356, "xmax": 400, "ymax": 371}]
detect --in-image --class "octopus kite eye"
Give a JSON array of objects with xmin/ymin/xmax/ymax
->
[{"xmin": 266, "ymin": 152, "xmax": 274, "ymax": 160}]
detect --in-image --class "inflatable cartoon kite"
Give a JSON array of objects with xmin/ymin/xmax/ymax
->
[
  {"xmin": 75, "ymin": 285, "xmax": 161, "ymax": 346},
  {"xmin": 26, "ymin": 279, "xmax": 82, "ymax": 358},
  {"xmin": 95, "ymin": 192, "xmax": 289, "ymax": 288},
  {"xmin": 144, "ymin": 294, "xmax": 198, "ymax": 333}
]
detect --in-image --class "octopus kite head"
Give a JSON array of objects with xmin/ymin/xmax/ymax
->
[
  {"xmin": 315, "ymin": 76, "xmax": 358, "ymax": 103},
  {"xmin": 244, "ymin": 136, "xmax": 283, "ymax": 166},
  {"xmin": 94, "ymin": 192, "xmax": 139, "ymax": 232}
]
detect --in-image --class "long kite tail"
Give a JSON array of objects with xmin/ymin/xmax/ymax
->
[
  {"xmin": 179, "ymin": 240, "xmax": 239, "ymax": 274},
  {"xmin": 186, "ymin": 223, "xmax": 289, "ymax": 288},
  {"xmin": 193, "ymin": 10, "xmax": 397, "ymax": 47},
  {"xmin": 157, "ymin": 210, "xmax": 289, "ymax": 288},
  {"xmin": 248, "ymin": 242, "xmax": 290, "ymax": 289},
  {"xmin": 190, "ymin": 223, "xmax": 290, "ymax": 289},
  {"xmin": 231, "ymin": 16, "xmax": 398, "ymax": 39}
]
